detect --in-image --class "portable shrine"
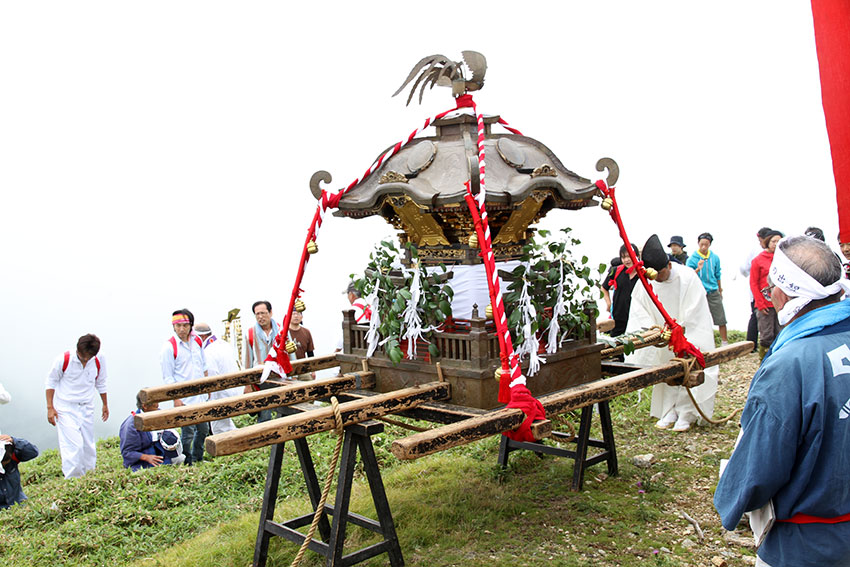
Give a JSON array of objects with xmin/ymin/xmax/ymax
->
[{"xmin": 134, "ymin": 52, "xmax": 752, "ymax": 567}]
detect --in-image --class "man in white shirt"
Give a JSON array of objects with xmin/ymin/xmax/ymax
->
[
  {"xmin": 195, "ymin": 322, "xmax": 241, "ymax": 435},
  {"xmin": 45, "ymin": 333, "xmax": 109, "ymax": 478},
  {"xmin": 160, "ymin": 309, "xmax": 208, "ymax": 465}
]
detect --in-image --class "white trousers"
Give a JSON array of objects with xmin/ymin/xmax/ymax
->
[
  {"xmin": 209, "ymin": 387, "xmax": 239, "ymax": 435},
  {"xmin": 54, "ymin": 398, "xmax": 96, "ymax": 478},
  {"xmin": 210, "ymin": 418, "xmax": 236, "ymax": 435}
]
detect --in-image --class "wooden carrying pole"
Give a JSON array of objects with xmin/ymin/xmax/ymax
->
[
  {"xmin": 135, "ymin": 371, "xmax": 375, "ymax": 431},
  {"xmin": 137, "ymin": 354, "xmax": 339, "ymax": 404},
  {"xmin": 599, "ymin": 327, "xmax": 664, "ymax": 359},
  {"xmin": 390, "ymin": 342, "xmax": 752, "ymax": 461},
  {"xmin": 206, "ymin": 381, "xmax": 451, "ymax": 457}
]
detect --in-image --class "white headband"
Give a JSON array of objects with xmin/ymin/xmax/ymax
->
[{"xmin": 769, "ymin": 239, "xmax": 850, "ymax": 325}]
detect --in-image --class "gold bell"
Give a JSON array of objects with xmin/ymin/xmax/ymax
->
[
  {"xmin": 601, "ymin": 197, "xmax": 614, "ymax": 211},
  {"xmin": 644, "ymin": 267, "xmax": 658, "ymax": 280},
  {"xmin": 661, "ymin": 329, "xmax": 672, "ymax": 343},
  {"xmin": 485, "ymin": 304, "xmax": 493, "ymax": 319},
  {"xmin": 285, "ymin": 340, "xmax": 297, "ymax": 354},
  {"xmin": 494, "ymin": 368, "xmax": 504, "ymax": 381},
  {"xmin": 307, "ymin": 240, "xmax": 318, "ymax": 254},
  {"xmin": 468, "ymin": 233, "xmax": 479, "ymax": 248},
  {"xmin": 294, "ymin": 299, "xmax": 306, "ymax": 312}
]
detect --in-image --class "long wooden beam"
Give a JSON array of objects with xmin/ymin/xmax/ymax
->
[
  {"xmin": 135, "ymin": 371, "xmax": 375, "ymax": 431},
  {"xmin": 137, "ymin": 354, "xmax": 339, "ymax": 403},
  {"xmin": 599, "ymin": 328, "xmax": 664, "ymax": 359},
  {"xmin": 206, "ymin": 382, "xmax": 451, "ymax": 457},
  {"xmin": 390, "ymin": 342, "xmax": 752, "ymax": 460}
]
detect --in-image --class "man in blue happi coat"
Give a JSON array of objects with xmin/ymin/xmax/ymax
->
[
  {"xmin": 714, "ymin": 235, "xmax": 850, "ymax": 567},
  {"xmin": 1, "ymin": 435, "xmax": 39, "ymax": 510},
  {"xmin": 119, "ymin": 396, "xmax": 183, "ymax": 471}
]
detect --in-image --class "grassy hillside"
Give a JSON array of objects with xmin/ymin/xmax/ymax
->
[{"xmin": 2, "ymin": 349, "xmax": 759, "ymax": 567}]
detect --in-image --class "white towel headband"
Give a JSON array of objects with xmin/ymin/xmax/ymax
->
[{"xmin": 769, "ymin": 239, "xmax": 850, "ymax": 325}]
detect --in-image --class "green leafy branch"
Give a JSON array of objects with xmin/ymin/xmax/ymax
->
[
  {"xmin": 502, "ymin": 228, "xmax": 602, "ymax": 354},
  {"xmin": 352, "ymin": 240, "xmax": 453, "ymax": 364}
]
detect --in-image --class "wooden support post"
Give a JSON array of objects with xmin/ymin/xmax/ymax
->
[
  {"xmin": 138, "ymin": 354, "xmax": 339, "ymax": 404},
  {"xmin": 496, "ymin": 402, "xmax": 618, "ymax": 491},
  {"xmin": 390, "ymin": 342, "xmax": 752, "ymax": 460},
  {"xmin": 207, "ymin": 382, "xmax": 451, "ymax": 457},
  {"xmin": 254, "ymin": 421, "xmax": 404, "ymax": 567},
  {"xmin": 135, "ymin": 371, "xmax": 375, "ymax": 431}
]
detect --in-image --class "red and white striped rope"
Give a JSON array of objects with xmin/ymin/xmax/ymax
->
[
  {"xmin": 314, "ymin": 107, "xmax": 462, "ymax": 237},
  {"xmin": 467, "ymin": 101, "xmax": 524, "ymax": 399},
  {"xmin": 271, "ymin": 100, "xmax": 476, "ymax": 375}
]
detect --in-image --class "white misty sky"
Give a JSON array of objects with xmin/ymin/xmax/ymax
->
[{"xmin": 0, "ymin": 2, "xmax": 837, "ymax": 449}]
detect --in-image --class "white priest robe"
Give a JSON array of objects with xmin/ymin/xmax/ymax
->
[{"xmin": 625, "ymin": 263, "xmax": 718, "ymax": 423}]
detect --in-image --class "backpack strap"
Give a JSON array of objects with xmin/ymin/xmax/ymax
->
[
  {"xmin": 169, "ymin": 336, "xmax": 202, "ymax": 359},
  {"xmin": 63, "ymin": 351, "xmax": 101, "ymax": 379}
]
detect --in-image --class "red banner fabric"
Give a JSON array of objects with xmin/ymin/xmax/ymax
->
[{"xmin": 811, "ymin": 0, "xmax": 850, "ymax": 242}]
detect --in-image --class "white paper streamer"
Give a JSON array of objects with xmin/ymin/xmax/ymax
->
[
  {"xmin": 547, "ymin": 261, "xmax": 567, "ymax": 354},
  {"xmin": 401, "ymin": 262, "xmax": 424, "ymax": 358},
  {"xmin": 514, "ymin": 277, "xmax": 545, "ymax": 376}
]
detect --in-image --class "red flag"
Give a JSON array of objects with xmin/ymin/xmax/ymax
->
[{"xmin": 811, "ymin": 0, "xmax": 850, "ymax": 241}]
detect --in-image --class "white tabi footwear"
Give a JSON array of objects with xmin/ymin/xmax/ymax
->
[
  {"xmin": 655, "ymin": 410, "xmax": 678, "ymax": 430},
  {"xmin": 671, "ymin": 419, "xmax": 693, "ymax": 432}
]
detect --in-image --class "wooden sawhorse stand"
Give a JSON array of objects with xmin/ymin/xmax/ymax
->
[
  {"xmin": 497, "ymin": 401, "xmax": 618, "ymax": 491},
  {"xmin": 254, "ymin": 420, "xmax": 404, "ymax": 567}
]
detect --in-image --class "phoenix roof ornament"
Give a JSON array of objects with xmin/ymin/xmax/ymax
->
[{"xmin": 392, "ymin": 51, "xmax": 487, "ymax": 105}]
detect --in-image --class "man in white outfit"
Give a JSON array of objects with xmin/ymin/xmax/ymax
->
[
  {"xmin": 625, "ymin": 235, "xmax": 718, "ymax": 432},
  {"xmin": 45, "ymin": 333, "xmax": 109, "ymax": 478},
  {"xmin": 161, "ymin": 309, "xmax": 208, "ymax": 465},
  {"xmin": 195, "ymin": 322, "xmax": 241, "ymax": 435}
]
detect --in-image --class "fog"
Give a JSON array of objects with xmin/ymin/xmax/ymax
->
[{"xmin": 0, "ymin": 2, "xmax": 836, "ymax": 450}]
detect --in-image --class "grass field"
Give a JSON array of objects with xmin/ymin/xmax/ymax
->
[{"xmin": 1, "ymin": 341, "xmax": 759, "ymax": 567}]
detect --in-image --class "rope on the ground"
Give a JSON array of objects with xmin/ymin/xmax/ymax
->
[
  {"xmin": 290, "ymin": 396, "xmax": 345, "ymax": 567},
  {"xmin": 671, "ymin": 357, "xmax": 743, "ymax": 426}
]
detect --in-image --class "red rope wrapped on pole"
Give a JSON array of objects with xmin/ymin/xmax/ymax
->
[
  {"xmin": 594, "ymin": 180, "xmax": 705, "ymax": 367},
  {"xmin": 462, "ymin": 98, "xmax": 545, "ymax": 440}
]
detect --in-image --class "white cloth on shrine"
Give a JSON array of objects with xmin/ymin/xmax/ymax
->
[
  {"xmin": 447, "ymin": 260, "xmax": 521, "ymax": 320},
  {"xmin": 625, "ymin": 262, "xmax": 718, "ymax": 423},
  {"xmin": 203, "ymin": 337, "xmax": 242, "ymax": 435}
]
